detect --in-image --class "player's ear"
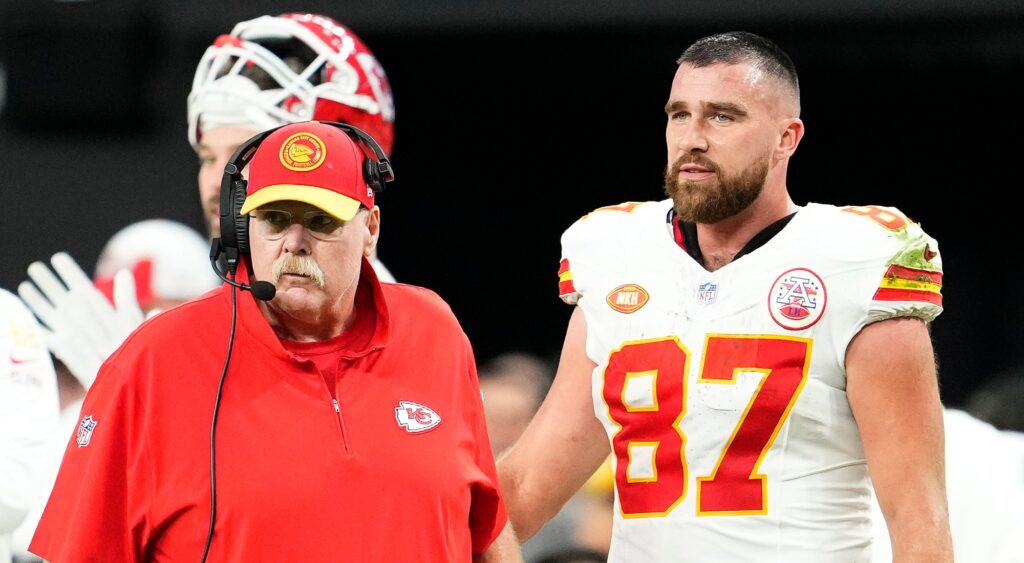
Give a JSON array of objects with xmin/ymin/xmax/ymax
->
[{"xmin": 776, "ymin": 117, "xmax": 804, "ymax": 160}]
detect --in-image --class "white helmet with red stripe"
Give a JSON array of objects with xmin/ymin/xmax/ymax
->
[{"xmin": 187, "ymin": 12, "xmax": 395, "ymax": 155}]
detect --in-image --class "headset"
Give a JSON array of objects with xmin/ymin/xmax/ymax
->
[{"xmin": 201, "ymin": 120, "xmax": 394, "ymax": 563}]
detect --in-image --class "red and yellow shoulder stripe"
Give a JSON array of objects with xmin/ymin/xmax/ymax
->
[
  {"xmin": 558, "ymin": 258, "xmax": 576, "ymax": 298},
  {"xmin": 873, "ymin": 264, "xmax": 943, "ymax": 306}
]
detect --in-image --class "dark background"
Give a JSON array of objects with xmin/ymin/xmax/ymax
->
[{"xmin": 1, "ymin": 1, "xmax": 1022, "ymax": 407}]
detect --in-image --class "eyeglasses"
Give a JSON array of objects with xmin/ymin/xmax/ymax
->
[{"xmin": 249, "ymin": 208, "xmax": 346, "ymax": 240}]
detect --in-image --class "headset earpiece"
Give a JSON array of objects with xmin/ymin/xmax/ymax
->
[
  {"xmin": 363, "ymin": 160, "xmax": 383, "ymax": 195},
  {"xmin": 231, "ymin": 181, "xmax": 250, "ymax": 255}
]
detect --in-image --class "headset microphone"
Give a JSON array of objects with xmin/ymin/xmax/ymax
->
[{"xmin": 208, "ymin": 244, "xmax": 277, "ymax": 300}]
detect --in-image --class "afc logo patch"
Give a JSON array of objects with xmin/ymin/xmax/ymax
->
[
  {"xmin": 395, "ymin": 401, "xmax": 442, "ymax": 433},
  {"xmin": 768, "ymin": 268, "xmax": 827, "ymax": 330}
]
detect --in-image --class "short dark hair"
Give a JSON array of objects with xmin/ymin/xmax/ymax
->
[{"xmin": 677, "ymin": 31, "xmax": 800, "ymax": 110}]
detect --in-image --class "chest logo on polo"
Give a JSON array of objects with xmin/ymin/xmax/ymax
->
[
  {"xmin": 395, "ymin": 401, "xmax": 442, "ymax": 433},
  {"xmin": 76, "ymin": 415, "xmax": 98, "ymax": 447},
  {"xmin": 769, "ymin": 268, "xmax": 827, "ymax": 331},
  {"xmin": 606, "ymin": 284, "xmax": 649, "ymax": 314}
]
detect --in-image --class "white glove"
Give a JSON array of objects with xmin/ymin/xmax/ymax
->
[{"xmin": 17, "ymin": 252, "xmax": 145, "ymax": 389}]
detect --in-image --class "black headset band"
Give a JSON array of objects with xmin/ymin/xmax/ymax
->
[{"xmin": 213, "ymin": 120, "xmax": 395, "ymax": 274}]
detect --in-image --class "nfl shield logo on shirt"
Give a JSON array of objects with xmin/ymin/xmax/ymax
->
[
  {"xmin": 76, "ymin": 415, "xmax": 97, "ymax": 447},
  {"xmin": 696, "ymin": 282, "xmax": 718, "ymax": 306},
  {"xmin": 395, "ymin": 401, "xmax": 442, "ymax": 433}
]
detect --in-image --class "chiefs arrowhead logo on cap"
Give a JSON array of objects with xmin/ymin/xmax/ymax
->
[
  {"xmin": 279, "ymin": 132, "xmax": 327, "ymax": 171},
  {"xmin": 606, "ymin": 284, "xmax": 650, "ymax": 314}
]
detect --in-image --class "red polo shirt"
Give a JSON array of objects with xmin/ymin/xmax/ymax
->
[{"xmin": 30, "ymin": 262, "xmax": 507, "ymax": 562}]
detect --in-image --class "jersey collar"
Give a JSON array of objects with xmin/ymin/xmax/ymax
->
[{"xmin": 668, "ymin": 208, "xmax": 798, "ymax": 268}]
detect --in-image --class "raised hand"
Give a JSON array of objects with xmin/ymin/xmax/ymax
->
[{"xmin": 17, "ymin": 252, "xmax": 144, "ymax": 389}]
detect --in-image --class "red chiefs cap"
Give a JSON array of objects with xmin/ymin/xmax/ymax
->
[{"xmin": 240, "ymin": 120, "xmax": 374, "ymax": 221}]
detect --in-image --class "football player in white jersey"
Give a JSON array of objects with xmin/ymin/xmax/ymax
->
[
  {"xmin": 497, "ymin": 31, "xmax": 952, "ymax": 562},
  {"xmin": 0, "ymin": 288, "xmax": 58, "ymax": 563}
]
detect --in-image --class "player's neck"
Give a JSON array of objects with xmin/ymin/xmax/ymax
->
[{"xmin": 695, "ymin": 192, "xmax": 798, "ymax": 272}]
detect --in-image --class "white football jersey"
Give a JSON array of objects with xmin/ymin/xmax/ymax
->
[{"xmin": 558, "ymin": 199, "xmax": 943, "ymax": 562}]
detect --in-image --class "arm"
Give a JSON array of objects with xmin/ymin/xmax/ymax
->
[
  {"xmin": 846, "ymin": 317, "xmax": 952, "ymax": 563},
  {"xmin": 473, "ymin": 520, "xmax": 523, "ymax": 563},
  {"xmin": 497, "ymin": 307, "xmax": 611, "ymax": 542}
]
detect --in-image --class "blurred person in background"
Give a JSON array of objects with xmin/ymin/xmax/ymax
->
[
  {"xmin": 965, "ymin": 365, "xmax": 1024, "ymax": 438},
  {"xmin": 870, "ymin": 405, "xmax": 1024, "ymax": 562},
  {"xmin": 479, "ymin": 352, "xmax": 615, "ymax": 562},
  {"xmin": 479, "ymin": 352, "xmax": 552, "ymax": 458},
  {"xmin": 479, "ymin": 352, "xmax": 568, "ymax": 563},
  {"xmin": 12, "ymin": 219, "xmax": 218, "ymax": 562},
  {"xmin": 0, "ymin": 289, "xmax": 59, "ymax": 563},
  {"xmin": 19, "ymin": 11, "xmax": 398, "ymax": 400}
]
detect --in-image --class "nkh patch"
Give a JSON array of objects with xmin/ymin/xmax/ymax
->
[
  {"xmin": 769, "ymin": 268, "xmax": 827, "ymax": 331},
  {"xmin": 395, "ymin": 401, "xmax": 442, "ymax": 433},
  {"xmin": 606, "ymin": 284, "xmax": 649, "ymax": 314},
  {"xmin": 77, "ymin": 415, "xmax": 98, "ymax": 447}
]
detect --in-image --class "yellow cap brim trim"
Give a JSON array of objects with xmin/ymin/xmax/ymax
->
[{"xmin": 239, "ymin": 184, "xmax": 362, "ymax": 221}]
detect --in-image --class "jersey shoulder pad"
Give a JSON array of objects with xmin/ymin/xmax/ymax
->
[
  {"xmin": 558, "ymin": 200, "xmax": 668, "ymax": 304},
  {"xmin": 832, "ymin": 204, "xmax": 942, "ymax": 272},
  {"xmin": 817, "ymin": 204, "xmax": 944, "ymax": 320},
  {"xmin": 562, "ymin": 200, "xmax": 666, "ymax": 246}
]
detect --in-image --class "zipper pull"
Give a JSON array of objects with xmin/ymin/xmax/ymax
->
[{"xmin": 333, "ymin": 399, "xmax": 340, "ymax": 413}]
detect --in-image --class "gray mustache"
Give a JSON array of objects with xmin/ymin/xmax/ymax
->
[{"xmin": 272, "ymin": 254, "xmax": 326, "ymax": 289}]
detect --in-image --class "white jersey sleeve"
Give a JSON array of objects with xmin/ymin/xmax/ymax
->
[
  {"xmin": 0, "ymin": 289, "xmax": 60, "ymax": 562},
  {"xmin": 557, "ymin": 200, "xmax": 943, "ymax": 563}
]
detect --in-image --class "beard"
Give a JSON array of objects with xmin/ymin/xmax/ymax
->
[
  {"xmin": 272, "ymin": 253, "xmax": 327, "ymax": 290},
  {"xmin": 664, "ymin": 153, "xmax": 770, "ymax": 224}
]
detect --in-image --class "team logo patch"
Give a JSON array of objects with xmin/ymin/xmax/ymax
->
[
  {"xmin": 395, "ymin": 401, "xmax": 442, "ymax": 433},
  {"xmin": 76, "ymin": 415, "xmax": 97, "ymax": 447},
  {"xmin": 279, "ymin": 132, "xmax": 327, "ymax": 171},
  {"xmin": 768, "ymin": 268, "xmax": 827, "ymax": 330},
  {"xmin": 606, "ymin": 284, "xmax": 649, "ymax": 314},
  {"xmin": 696, "ymin": 282, "xmax": 718, "ymax": 306}
]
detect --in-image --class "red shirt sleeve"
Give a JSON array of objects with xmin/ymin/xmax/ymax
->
[
  {"xmin": 463, "ymin": 340, "xmax": 510, "ymax": 553},
  {"xmin": 29, "ymin": 362, "xmax": 150, "ymax": 562}
]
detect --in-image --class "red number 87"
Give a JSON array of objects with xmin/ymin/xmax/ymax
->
[{"xmin": 602, "ymin": 334, "xmax": 811, "ymax": 517}]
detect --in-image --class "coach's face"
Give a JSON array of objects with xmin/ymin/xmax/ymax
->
[
  {"xmin": 248, "ymin": 200, "xmax": 379, "ymax": 334},
  {"xmin": 195, "ymin": 125, "xmax": 259, "ymax": 239}
]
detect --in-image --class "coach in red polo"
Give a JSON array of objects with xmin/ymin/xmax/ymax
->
[{"xmin": 30, "ymin": 121, "xmax": 520, "ymax": 562}]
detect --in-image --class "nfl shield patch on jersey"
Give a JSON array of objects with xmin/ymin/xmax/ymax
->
[
  {"xmin": 696, "ymin": 282, "xmax": 718, "ymax": 306},
  {"xmin": 77, "ymin": 415, "xmax": 97, "ymax": 447}
]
